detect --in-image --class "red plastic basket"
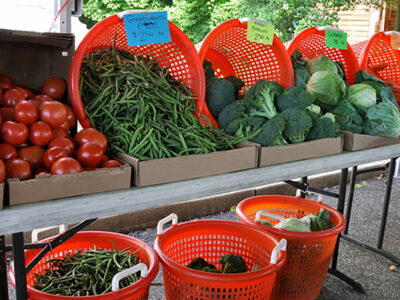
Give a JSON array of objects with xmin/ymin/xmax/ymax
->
[
  {"xmin": 197, "ymin": 18, "xmax": 294, "ymax": 127},
  {"xmin": 69, "ymin": 10, "xmax": 205, "ymax": 128},
  {"xmin": 9, "ymin": 231, "xmax": 159, "ymax": 300},
  {"xmin": 352, "ymin": 32, "xmax": 400, "ymax": 105},
  {"xmin": 287, "ymin": 26, "xmax": 359, "ymax": 84},
  {"xmin": 236, "ymin": 195, "xmax": 346, "ymax": 300},
  {"xmin": 154, "ymin": 214, "xmax": 287, "ymax": 300}
]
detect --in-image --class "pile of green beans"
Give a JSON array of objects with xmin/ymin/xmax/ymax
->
[
  {"xmin": 80, "ymin": 47, "xmax": 247, "ymax": 161},
  {"xmin": 33, "ymin": 243, "xmax": 142, "ymax": 296}
]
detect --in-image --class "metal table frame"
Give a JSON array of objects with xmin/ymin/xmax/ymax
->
[{"xmin": 1, "ymin": 144, "xmax": 400, "ymax": 300}]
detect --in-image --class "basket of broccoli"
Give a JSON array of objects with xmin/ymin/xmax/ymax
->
[
  {"xmin": 154, "ymin": 213, "xmax": 287, "ymax": 299},
  {"xmin": 236, "ymin": 195, "xmax": 346, "ymax": 300}
]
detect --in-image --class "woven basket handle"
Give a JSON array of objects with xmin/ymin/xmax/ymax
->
[
  {"xmin": 384, "ymin": 31, "xmax": 400, "ymax": 37},
  {"xmin": 112, "ymin": 263, "xmax": 148, "ymax": 292},
  {"xmin": 255, "ymin": 210, "xmax": 286, "ymax": 228}
]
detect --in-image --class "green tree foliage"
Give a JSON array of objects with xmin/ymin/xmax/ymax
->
[{"xmin": 80, "ymin": 0, "xmax": 387, "ymax": 44}]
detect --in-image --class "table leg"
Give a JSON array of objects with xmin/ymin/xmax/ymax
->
[
  {"xmin": 12, "ymin": 232, "xmax": 27, "ymax": 300},
  {"xmin": 331, "ymin": 167, "xmax": 348, "ymax": 270},
  {"xmin": 344, "ymin": 166, "xmax": 357, "ymax": 235},
  {"xmin": 0, "ymin": 235, "xmax": 9, "ymax": 300},
  {"xmin": 377, "ymin": 157, "xmax": 396, "ymax": 249}
]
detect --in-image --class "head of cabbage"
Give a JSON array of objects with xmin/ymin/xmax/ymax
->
[
  {"xmin": 364, "ymin": 101, "xmax": 400, "ymax": 138},
  {"xmin": 306, "ymin": 71, "xmax": 346, "ymax": 105},
  {"xmin": 274, "ymin": 218, "xmax": 311, "ymax": 232},
  {"xmin": 347, "ymin": 83, "xmax": 376, "ymax": 110},
  {"xmin": 307, "ymin": 55, "xmax": 338, "ymax": 75}
]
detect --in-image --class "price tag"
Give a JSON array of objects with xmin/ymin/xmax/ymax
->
[
  {"xmin": 391, "ymin": 34, "xmax": 400, "ymax": 50},
  {"xmin": 123, "ymin": 11, "xmax": 171, "ymax": 46},
  {"xmin": 247, "ymin": 20, "xmax": 274, "ymax": 45},
  {"xmin": 325, "ymin": 30, "xmax": 347, "ymax": 50}
]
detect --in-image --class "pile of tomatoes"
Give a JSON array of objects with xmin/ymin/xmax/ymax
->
[{"xmin": 0, "ymin": 75, "xmax": 121, "ymax": 183}]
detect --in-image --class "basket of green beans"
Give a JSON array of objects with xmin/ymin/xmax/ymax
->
[{"xmin": 9, "ymin": 231, "xmax": 159, "ymax": 299}]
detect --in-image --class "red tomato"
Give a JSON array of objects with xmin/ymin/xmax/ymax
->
[
  {"xmin": 14, "ymin": 86, "xmax": 33, "ymax": 100},
  {"xmin": 0, "ymin": 107, "xmax": 14, "ymax": 121},
  {"xmin": 1, "ymin": 121, "xmax": 28, "ymax": 146},
  {"xmin": 35, "ymin": 170, "xmax": 49, "ymax": 177},
  {"xmin": 59, "ymin": 118, "xmax": 70, "ymax": 131},
  {"xmin": 102, "ymin": 160, "xmax": 121, "ymax": 168},
  {"xmin": 0, "ymin": 115, "xmax": 2, "ymax": 128},
  {"xmin": 77, "ymin": 142, "xmax": 103, "ymax": 167},
  {"xmin": 28, "ymin": 99, "xmax": 40, "ymax": 108},
  {"xmin": 99, "ymin": 154, "xmax": 109, "ymax": 166},
  {"xmin": 2, "ymin": 88, "xmax": 25, "ymax": 107},
  {"xmin": 51, "ymin": 157, "xmax": 82, "ymax": 175},
  {"xmin": 48, "ymin": 137, "xmax": 75, "ymax": 156},
  {"xmin": 14, "ymin": 101, "xmax": 39, "ymax": 125},
  {"xmin": 19, "ymin": 145, "xmax": 45, "ymax": 170},
  {"xmin": 64, "ymin": 105, "xmax": 77, "ymax": 128},
  {"xmin": 39, "ymin": 101, "xmax": 67, "ymax": 128},
  {"xmin": 43, "ymin": 147, "xmax": 68, "ymax": 169},
  {"xmin": 5, "ymin": 158, "xmax": 31, "ymax": 180},
  {"xmin": 52, "ymin": 127, "xmax": 69, "ymax": 139},
  {"xmin": 0, "ymin": 143, "xmax": 18, "ymax": 161},
  {"xmin": 34, "ymin": 94, "xmax": 53, "ymax": 103},
  {"xmin": 29, "ymin": 121, "xmax": 53, "ymax": 146},
  {"xmin": 42, "ymin": 77, "xmax": 66, "ymax": 100},
  {"xmin": 0, "ymin": 160, "xmax": 5, "ymax": 183},
  {"xmin": 0, "ymin": 75, "xmax": 12, "ymax": 90},
  {"xmin": 75, "ymin": 128, "xmax": 107, "ymax": 152}
]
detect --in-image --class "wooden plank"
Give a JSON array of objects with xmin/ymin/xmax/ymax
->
[{"xmin": 1, "ymin": 144, "xmax": 400, "ymax": 235}]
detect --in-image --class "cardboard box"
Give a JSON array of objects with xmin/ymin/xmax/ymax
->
[
  {"xmin": 258, "ymin": 137, "xmax": 343, "ymax": 167},
  {"xmin": 0, "ymin": 183, "xmax": 4, "ymax": 210},
  {"xmin": 342, "ymin": 131, "xmax": 400, "ymax": 151},
  {"xmin": 0, "ymin": 29, "xmax": 74, "ymax": 102},
  {"xmin": 7, "ymin": 164, "xmax": 131, "ymax": 206},
  {"xmin": 115, "ymin": 141, "xmax": 258, "ymax": 187}
]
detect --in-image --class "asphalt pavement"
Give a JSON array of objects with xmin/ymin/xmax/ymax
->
[{"xmin": 7, "ymin": 175, "xmax": 400, "ymax": 299}]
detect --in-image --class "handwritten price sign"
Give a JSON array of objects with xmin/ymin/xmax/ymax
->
[
  {"xmin": 325, "ymin": 30, "xmax": 347, "ymax": 50},
  {"xmin": 247, "ymin": 20, "xmax": 274, "ymax": 45},
  {"xmin": 123, "ymin": 11, "xmax": 171, "ymax": 46}
]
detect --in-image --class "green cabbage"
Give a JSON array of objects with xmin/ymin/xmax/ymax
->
[
  {"xmin": 306, "ymin": 71, "xmax": 346, "ymax": 105},
  {"xmin": 364, "ymin": 102, "xmax": 400, "ymax": 138},
  {"xmin": 347, "ymin": 84, "xmax": 376, "ymax": 110},
  {"xmin": 307, "ymin": 55, "xmax": 338, "ymax": 75},
  {"xmin": 274, "ymin": 218, "xmax": 311, "ymax": 232}
]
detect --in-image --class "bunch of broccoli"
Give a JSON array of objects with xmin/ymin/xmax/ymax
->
[
  {"xmin": 187, "ymin": 254, "xmax": 248, "ymax": 274},
  {"xmin": 204, "ymin": 60, "xmax": 340, "ymax": 147}
]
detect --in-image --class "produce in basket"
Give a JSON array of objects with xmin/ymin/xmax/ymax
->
[
  {"xmin": 290, "ymin": 51, "xmax": 400, "ymax": 139},
  {"xmin": 80, "ymin": 47, "xmax": 247, "ymax": 161},
  {"xmin": 187, "ymin": 254, "xmax": 248, "ymax": 274},
  {"xmin": 0, "ymin": 75, "xmax": 121, "ymax": 181},
  {"xmin": 204, "ymin": 60, "xmax": 340, "ymax": 146},
  {"xmin": 258, "ymin": 208, "xmax": 334, "ymax": 233},
  {"xmin": 33, "ymin": 242, "xmax": 143, "ymax": 296}
]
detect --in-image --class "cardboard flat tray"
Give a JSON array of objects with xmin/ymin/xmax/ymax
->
[
  {"xmin": 258, "ymin": 136, "xmax": 343, "ymax": 167},
  {"xmin": 7, "ymin": 164, "xmax": 131, "ymax": 206},
  {"xmin": 341, "ymin": 131, "xmax": 400, "ymax": 151},
  {"xmin": 115, "ymin": 141, "xmax": 258, "ymax": 187}
]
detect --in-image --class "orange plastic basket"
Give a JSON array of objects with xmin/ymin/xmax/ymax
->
[
  {"xmin": 236, "ymin": 195, "xmax": 346, "ymax": 300},
  {"xmin": 9, "ymin": 231, "xmax": 159, "ymax": 300},
  {"xmin": 197, "ymin": 18, "xmax": 294, "ymax": 127},
  {"xmin": 287, "ymin": 26, "xmax": 359, "ymax": 84},
  {"xmin": 352, "ymin": 32, "xmax": 400, "ymax": 105},
  {"xmin": 69, "ymin": 10, "xmax": 205, "ymax": 128},
  {"xmin": 154, "ymin": 214, "xmax": 287, "ymax": 300}
]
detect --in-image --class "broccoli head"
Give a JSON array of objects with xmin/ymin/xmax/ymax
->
[
  {"xmin": 251, "ymin": 114, "xmax": 288, "ymax": 146},
  {"xmin": 245, "ymin": 80, "xmax": 283, "ymax": 119},
  {"xmin": 187, "ymin": 257, "xmax": 220, "ymax": 273},
  {"xmin": 306, "ymin": 112, "xmax": 339, "ymax": 141},
  {"xmin": 206, "ymin": 78, "xmax": 236, "ymax": 118},
  {"xmin": 332, "ymin": 99, "xmax": 363, "ymax": 133},
  {"xmin": 276, "ymin": 86, "xmax": 315, "ymax": 112},
  {"xmin": 218, "ymin": 100, "xmax": 247, "ymax": 129},
  {"xmin": 281, "ymin": 108, "xmax": 313, "ymax": 144},
  {"xmin": 218, "ymin": 254, "xmax": 247, "ymax": 273},
  {"xmin": 225, "ymin": 117, "xmax": 266, "ymax": 138}
]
